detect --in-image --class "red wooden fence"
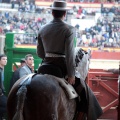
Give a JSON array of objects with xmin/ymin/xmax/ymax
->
[{"xmin": 87, "ymin": 69, "xmax": 119, "ymax": 119}]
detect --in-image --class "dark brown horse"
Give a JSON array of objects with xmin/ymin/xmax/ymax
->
[
  {"xmin": 7, "ymin": 74, "xmax": 76, "ymax": 120},
  {"xmin": 7, "ymin": 48, "xmax": 91, "ymax": 120}
]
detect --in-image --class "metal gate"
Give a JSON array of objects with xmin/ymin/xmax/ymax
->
[{"xmin": 4, "ymin": 32, "xmax": 42, "ymax": 94}]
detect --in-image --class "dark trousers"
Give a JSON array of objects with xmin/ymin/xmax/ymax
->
[
  {"xmin": 73, "ymin": 77, "xmax": 88, "ymax": 113},
  {"xmin": 38, "ymin": 57, "xmax": 67, "ymax": 78}
]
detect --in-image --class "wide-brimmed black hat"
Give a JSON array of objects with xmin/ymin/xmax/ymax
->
[{"xmin": 48, "ymin": 1, "xmax": 70, "ymax": 11}]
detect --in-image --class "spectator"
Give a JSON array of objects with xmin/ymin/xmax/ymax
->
[
  {"xmin": 4, "ymin": 12, "xmax": 9, "ymax": 19},
  {"xmin": 104, "ymin": 68, "xmax": 119, "ymax": 74},
  {"xmin": 0, "ymin": 54, "xmax": 7, "ymax": 120},
  {"xmin": 19, "ymin": 54, "xmax": 34, "ymax": 78},
  {"xmin": 78, "ymin": 6, "xmax": 82, "ymax": 15},
  {"xmin": 0, "ymin": 27, "xmax": 3, "ymax": 34},
  {"xmin": 0, "ymin": 3, "xmax": 120, "ymax": 48},
  {"xmin": 9, "ymin": 58, "xmax": 26, "ymax": 90},
  {"xmin": 11, "ymin": 0, "xmax": 15, "ymax": 9}
]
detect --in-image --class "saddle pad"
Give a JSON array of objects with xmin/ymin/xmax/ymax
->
[{"xmin": 45, "ymin": 74, "xmax": 78, "ymax": 99}]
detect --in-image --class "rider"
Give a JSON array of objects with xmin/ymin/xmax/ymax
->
[
  {"xmin": 37, "ymin": 1, "xmax": 103, "ymax": 119},
  {"xmin": 37, "ymin": 1, "xmax": 75, "ymax": 85}
]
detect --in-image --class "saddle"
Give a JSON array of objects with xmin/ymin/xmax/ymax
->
[
  {"xmin": 37, "ymin": 64, "xmax": 78, "ymax": 99},
  {"xmin": 45, "ymin": 74, "xmax": 78, "ymax": 99}
]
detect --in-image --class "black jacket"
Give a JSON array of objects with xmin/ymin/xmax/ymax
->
[
  {"xmin": 9, "ymin": 67, "xmax": 21, "ymax": 91},
  {"xmin": 0, "ymin": 68, "xmax": 7, "ymax": 116},
  {"xmin": 0, "ymin": 67, "xmax": 5, "ymax": 94}
]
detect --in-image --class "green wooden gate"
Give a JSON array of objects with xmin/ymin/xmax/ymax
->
[{"xmin": 4, "ymin": 32, "xmax": 42, "ymax": 95}]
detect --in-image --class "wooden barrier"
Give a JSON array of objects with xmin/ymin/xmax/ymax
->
[
  {"xmin": 91, "ymin": 51, "xmax": 120, "ymax": 60},
  {"xmin": 87, "ymin": 69, "xmax": 119, "ymax": 119},
  {"xmin": 118, "ymin": 77, "xmax": 120, "ymax": 120}
]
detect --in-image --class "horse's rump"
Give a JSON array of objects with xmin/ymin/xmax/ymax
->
[{"xmin": 7, "ymin": 74, "xmax": 76, "ymax": 120}]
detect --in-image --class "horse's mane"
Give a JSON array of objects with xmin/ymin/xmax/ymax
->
[
  {"xmin": 75, "ymin": 48, "xmax": 91, "ymax": 81},
  {"xmin": 75, "ymin": 48, "xmax": 88, "ymax": 67}
]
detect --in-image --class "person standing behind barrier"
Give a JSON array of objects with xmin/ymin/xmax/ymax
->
[
  {"xmin": 19, "ymin": 54, "xmax": 34, "ymax": 78},
  {"xmin": 9, "ymin": 58, "xmax": 26, "ymax": 90},
  {"xmin": 37, "ymin": 1, "xmax": 76, "ymax": 85},
  {"xmin": 0, "ymin": 54, "xmax": 7, "ymax": 120},
  {"xmin": 104, "ymin": 68, "xmax": 119, "ymax": 74}
]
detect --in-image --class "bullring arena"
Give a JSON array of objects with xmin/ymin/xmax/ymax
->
[
  {"xmin": 0, "ymin": 1, "xmax": 120, "ymax": 120},
  {"xmin": 1, "ymin": 34, "xmax": 120, "ymax": 120}
]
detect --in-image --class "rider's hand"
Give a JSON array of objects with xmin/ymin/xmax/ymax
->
[{"xmin": 68, "ymin": 77, "xmax": 75, "ymax": 85}]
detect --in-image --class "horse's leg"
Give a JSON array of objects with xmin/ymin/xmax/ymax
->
[{"xmin": 58, "ymin": 87, "xmax": 76, "ymax": 120}]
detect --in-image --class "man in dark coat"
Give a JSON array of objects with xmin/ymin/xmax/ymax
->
[
  {"xmin": 37, "ymin": 1, "xmax": 76, "ymax": 85},
  {"xmin": 9, "ymin": 58, "xmax": 26, "ymax": 90},
  {"xmin": 0, "ymin": 54, "xmax": 7, "ymax": 120}
]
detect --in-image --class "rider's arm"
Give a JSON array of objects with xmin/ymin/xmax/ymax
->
[
  {"xmin": 65, "ymin": 27, "xmax": 76, "ymax": 84},
  {"xmin": 37, "ymin": 32, "xmax": 45, "ymax": 59}
]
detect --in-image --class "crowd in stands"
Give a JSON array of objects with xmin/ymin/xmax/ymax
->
[
  {"xmin": 101, "ymin": 5, "xmax": 120, "ymax": 16},
  {"xmin": 0, "ymin": 10, "xmax": 47, "ymax": 34},
  {"xmin": 76, "ymin": 15, "xmax": 120, "ymax": 48},
  {"xmin": 0, "ymin": 1, "xmax": 120, "ymax": 48},
  {"xmin": 75, "ymin": 6, "xmax": 120, "ymax": 48}
]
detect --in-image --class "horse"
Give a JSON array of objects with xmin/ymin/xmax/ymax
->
[{"xmin": 7, "ymin": 48, "xmax": 91, "ymax": 120}]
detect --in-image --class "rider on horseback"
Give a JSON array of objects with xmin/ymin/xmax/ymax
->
[{"xmin": 37, "ymin": 1, "xmax": 103, "ymax": 119}]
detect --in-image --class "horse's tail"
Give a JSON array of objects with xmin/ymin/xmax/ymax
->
[{"xmin": 12, "ymin": 85, "xmax": 27, "ymax": 120}]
